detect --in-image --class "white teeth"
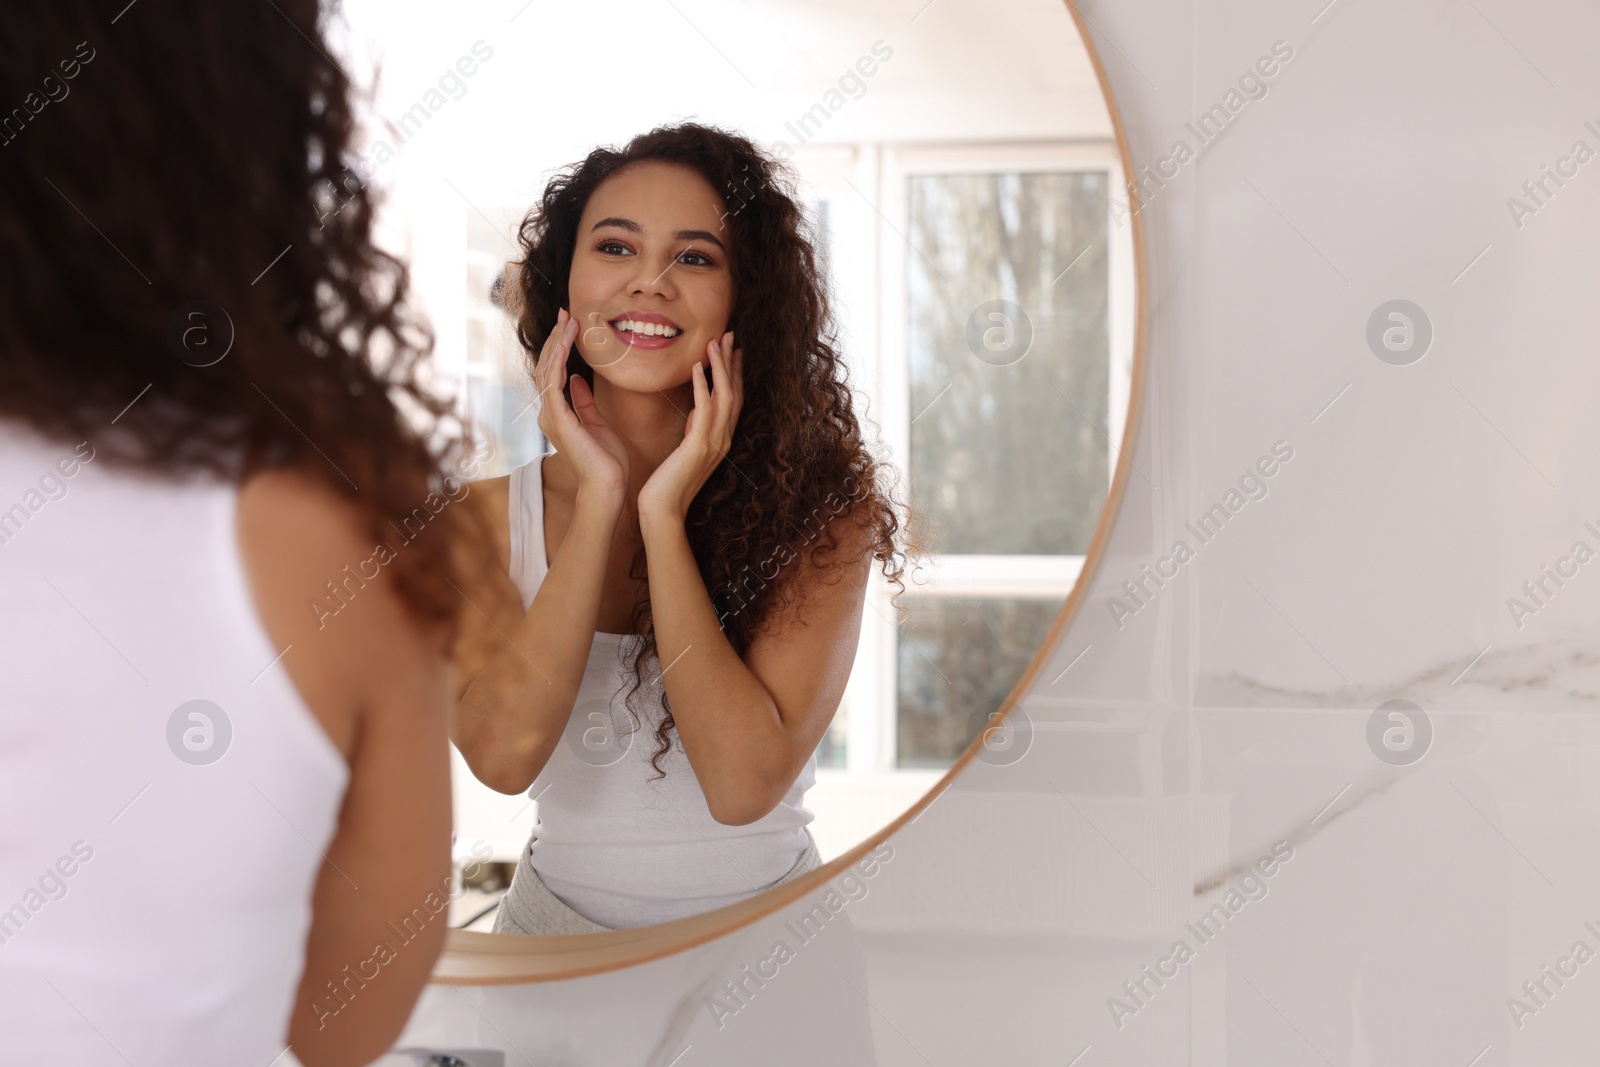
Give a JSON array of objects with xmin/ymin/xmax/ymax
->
[{"xmin": 613, "ymin": 319, "xmax": 679, "ymax": 338}]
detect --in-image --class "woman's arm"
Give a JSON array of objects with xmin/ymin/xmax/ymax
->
[
  {"xmin": 634, "ymin": 337, "xmax": 874, "ymax": 825},
  {"xmin": 237, "ymin": 468, "xmax": 453, "ymax": 1067},
  {"xmin": 450, "ymin": 474, "xmax": 626, "ymax": 794},
  {"xmin": 640, "ymin": 507, "xmax": 874, "ymax": 825},
  {"xmin": 453, "ymin": 307, "xmax": 637, "ymax": 794}
]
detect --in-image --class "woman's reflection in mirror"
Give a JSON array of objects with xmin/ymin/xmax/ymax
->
[{"xmin": 451, "ymin": 122, "xmax": 920, "ymax": 934}]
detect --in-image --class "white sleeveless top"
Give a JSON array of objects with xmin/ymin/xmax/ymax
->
[
  {"xmin": 0, "ymin": 418, "xmax": 349, "ymax": 1064},
  {"xmin": 508, "ymin": 452, "xmax": 815, "ymax": 928}
]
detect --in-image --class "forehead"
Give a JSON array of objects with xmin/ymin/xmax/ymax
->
[{"xmin": 580, "ymin": 161, "xmax": 727, "ymax": 233}]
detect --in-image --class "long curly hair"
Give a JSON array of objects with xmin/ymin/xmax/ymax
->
[
  {"xmin": 0, "ymin": 0, "xmax": 487, "ymax": 648},
  {"xmin": 510, "ymin": 121, "xmax": 922, "ymax": 778}
]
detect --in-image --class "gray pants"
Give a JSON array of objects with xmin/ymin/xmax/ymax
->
[{"xmin": 492, "ymin": 828, "xmax": 823, "ymax": 935}]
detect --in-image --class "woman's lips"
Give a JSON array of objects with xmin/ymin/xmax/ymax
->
[{"xmin": 608, "ymin": 320, "xmax": 682, "ymax": 350}]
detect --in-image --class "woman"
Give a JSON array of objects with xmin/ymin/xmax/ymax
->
[
  {"xmin": 0, "ymin": 3, "xmax": 483, "ymax": 1064},
  {"xmin": 453, "ymin": 122, "xmax": 913, "ymax": 934}
]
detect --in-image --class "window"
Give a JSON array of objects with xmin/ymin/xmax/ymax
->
[
  {"xmin": 788, "ymin": 141, "xmax": 1132, "ymax": 779},
  {"xmin": 885, "ymin": 146, "xmax": 1131, "ymax": 768},
  {"xmin": 465, "ymin": 208, "xmax": 544, "ymax": 478}
]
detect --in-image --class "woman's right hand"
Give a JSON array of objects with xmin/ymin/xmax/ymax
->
[{"xmin": 535, "ymin": 307, "xmax": 629, "ymax": 498}]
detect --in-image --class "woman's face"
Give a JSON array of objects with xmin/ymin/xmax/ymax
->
[{"xmin": 567, "ymin": 160, "xmax": 735, "ymax": 391}]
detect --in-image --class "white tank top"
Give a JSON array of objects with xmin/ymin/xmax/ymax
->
[
  {"xmin": 508, "ymin": 452, "xmax": 815, "ymax": 928},
  {"xmin": 0, "ymin": 418, "xmax": 349, "ymax": 1064}
]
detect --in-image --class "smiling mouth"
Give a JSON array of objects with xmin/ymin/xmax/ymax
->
[{"xmin": 609, "ymin": 318, "xmax": 682, "ymax": 340}]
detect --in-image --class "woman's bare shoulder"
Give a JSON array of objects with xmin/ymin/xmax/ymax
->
[
  {"xmin": 463, "ymin": 473, "xmax": 512, "ymax": 573},
  {"xmin": 236, "ymin": 467, "xmax": 451, "ymax": 762},
  {"xmin": 449, "ymin": 473, "xmax": 521, "ymax": 615},
  {"xmin": 448, "ymin": 474, "xmax": 528, "ymax": 700}
]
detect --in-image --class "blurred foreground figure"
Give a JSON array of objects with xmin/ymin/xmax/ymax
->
[{"xmin": 0, "ymin": 2, "xmax": 486, "ymax": 1064}]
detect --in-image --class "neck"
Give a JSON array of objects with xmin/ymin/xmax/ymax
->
[{"xmin": 589, "ymin": 374, "xmax": 694, "ymax": 509}]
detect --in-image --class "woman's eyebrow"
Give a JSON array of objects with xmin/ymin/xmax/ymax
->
[
  {"xmin": 591, "ymin": 216, "xmax": 727, "ymax": 253},
  {"xmin": 675, "ymin": 228, "xmax": 727, "ymax": 252}
]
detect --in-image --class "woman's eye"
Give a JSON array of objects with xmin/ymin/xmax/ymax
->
[{"xmin": 595, "ymin": 240, "xmax": 711, "ymax": 266}]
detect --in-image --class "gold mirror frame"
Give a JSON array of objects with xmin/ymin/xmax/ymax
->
[{"xmin": 435, "ymin": 0, "xmax": 1148, "ymax": 984}]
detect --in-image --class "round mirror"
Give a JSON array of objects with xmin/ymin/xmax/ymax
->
[{"xmin": 333, "ymin": 0, "xmax": 1140, "ymax": 943}]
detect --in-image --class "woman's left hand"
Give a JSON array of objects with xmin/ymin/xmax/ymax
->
[
  {"xmin": 638, "ymin": 331, "xmax": 745, "ymax": 526},
  {"xmin": 636, "ymin": 329, "xmax": 742, "ymax": 521}
]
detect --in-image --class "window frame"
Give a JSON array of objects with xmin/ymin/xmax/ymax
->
[{"xmin": 791, "ymin": 139, "xmax": 1132, "ymax": 775}]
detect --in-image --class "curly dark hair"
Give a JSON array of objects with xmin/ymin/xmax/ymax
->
[
  {"xmin": 0, "ymin": 0, "xmax": 488, "ymax": 648},
  {"xmin": 510, "ymin": 121, "xmax": 922, "ymax": 778}
]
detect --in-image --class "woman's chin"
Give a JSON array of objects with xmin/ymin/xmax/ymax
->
[{"xmin": 589, "ymin": 364, "xmax": 697, "ymax": 393}]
